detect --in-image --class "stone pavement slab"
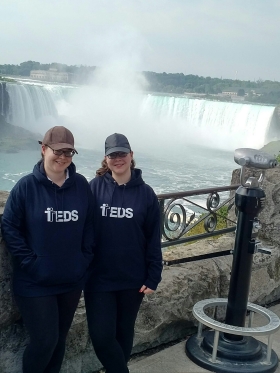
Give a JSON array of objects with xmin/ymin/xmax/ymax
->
[
  {"xmin": 129, "ymin": 304, "xmax": 280, "ymax": 373},
  {"xmin": 129, "ymin": 341, "xmax": 209, "ymax": 373}
]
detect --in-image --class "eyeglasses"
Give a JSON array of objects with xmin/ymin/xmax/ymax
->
[
  {"xmin": 107, "ymin": 152, "xmax": 129, "ymax": 159},
  {"xmin": 47, "ymin": 145, "xmax": 75, "ymax": 157}
]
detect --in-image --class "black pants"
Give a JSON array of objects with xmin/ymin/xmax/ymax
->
[
  {"xmin": 15, "ymin": 289, "xmax": 82, "ymax": 373},
  {"xmin": 84, "ymin": 289, "xmax": 144, "ymax": 373}
]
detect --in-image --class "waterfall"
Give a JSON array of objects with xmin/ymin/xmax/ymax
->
[
  {"xmin": 141, "ymin": 95, "xmax": 277, "ymax": 150},
  {"xmin": 6, "ymin": 83, "xmax": 59, "ymax": 129},
  {"xmin": 1, "ymin": 81, "xmax": 278, "ymax": 151},
  {"xmin": 2, "ymin": 82, "xmax": 71, "ymax": 131}
]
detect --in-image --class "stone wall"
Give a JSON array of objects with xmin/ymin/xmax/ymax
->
[{"xmin": 1, "ymin": 166, "xmax": 280, "ymax": 373}]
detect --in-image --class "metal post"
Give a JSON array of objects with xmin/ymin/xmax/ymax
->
[
  {"xmin": 224, "ymin": 185, "xmax": 265, "ymax": 340},
  {"xmin": 185, "ymin": 148, "xmax": 279, "ymax": 372},
  {"xmin": 248, "ymin": 311, "xmax": 254, "ymax": 328}
]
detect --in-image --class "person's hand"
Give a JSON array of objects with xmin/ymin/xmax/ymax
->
[{"xmin": 139, "ymin": 285, "xmax": 154, "ymax": 294}]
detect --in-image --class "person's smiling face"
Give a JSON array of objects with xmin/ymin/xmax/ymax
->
[
  {"xmin": 42, "ymin": 145, "xmax": 72, "ymax": 175},
  {"xmin": 106, "ymin": 151, "xmax": 133, "ymax": 178}
]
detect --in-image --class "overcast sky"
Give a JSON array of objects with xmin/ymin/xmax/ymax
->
[{"xmin": 1, "ymin": 0, "xmax": 280, "ymax": 81}]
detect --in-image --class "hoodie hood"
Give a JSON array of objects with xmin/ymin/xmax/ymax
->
[
  {"xmin": 33, "ymin": 160, "xmax": 76, "ymax": 189},
  {"xmin": 103, "ymin": 168, "xmax": 144, "ymax": 188},
  {"xmin": 103, "ymin": 168, "xmax": 145, "ymax": 208}
]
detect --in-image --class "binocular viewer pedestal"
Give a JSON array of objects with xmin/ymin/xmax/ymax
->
[
  {"xmin": 186, "ymin": 149, "xmax": 280, "ymax": 372},
  {"xmin": 186, "ymin": 299, "xmax": 280, "ymax": 373}
]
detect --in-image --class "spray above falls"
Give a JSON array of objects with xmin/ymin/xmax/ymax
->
[{"xmin": 0, "ymin": 81, "xmax": 278, "ymax": 151}]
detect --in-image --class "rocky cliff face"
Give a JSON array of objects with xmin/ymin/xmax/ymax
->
[
  {"xmin": 0, "ymin": 82, "xmax": 9, "ymax": 119},
  {"xmin": 0, "ymin": 114, "xmax": 40, "ymax": 152},
  {"xmin": 0, "ymin": 166, "xmax": 280, "ymax": 372},
  {"xmin": 267, "ymin": 105, "xmax": 280, "ymax": 143},
  {"xmin": 275, "ymin": 105, "xmax": 280, "ymax": 124},
  {"xmin": 0, "ymin": 82, "xmax": 42, "ymax": 152}
]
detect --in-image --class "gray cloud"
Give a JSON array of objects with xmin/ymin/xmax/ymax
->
[{"xmin": 1, "ymin": 0, "xmax": 280, "ymax": 80}]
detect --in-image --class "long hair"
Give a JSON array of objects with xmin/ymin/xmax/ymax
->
[{"xmin": 96, "ymin": 157, "xmax": 136, "ymax": 176}]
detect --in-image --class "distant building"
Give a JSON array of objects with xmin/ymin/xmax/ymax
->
[
  {"xmin": 221, "ymin": 91, "xmax": 237, "ymax": 96},
  {"xmin": 250, "ymin": 90, "xmax": 262, "ymax": 97},
  {"xmin": 30, "ymin": 69, "xmax": 69, "ymax": 83}
]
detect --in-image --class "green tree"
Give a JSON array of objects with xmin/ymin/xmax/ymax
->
[
  {"xmin": 237, "ymin": 88, "xmax": 245, "ymax": 96},
  {"xmin": 19, "ymin": 61, "xmax": 41, "ymax": 76}
]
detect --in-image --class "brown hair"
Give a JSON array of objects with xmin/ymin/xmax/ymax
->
[{"xmin": 96, "ymin": 157, "xmax": 136, "ymax": 176}]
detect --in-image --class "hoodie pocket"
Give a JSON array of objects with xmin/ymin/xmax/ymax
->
[{"xmin": 30, "ymin": 251, "xmax": 88, "ymax": 286}]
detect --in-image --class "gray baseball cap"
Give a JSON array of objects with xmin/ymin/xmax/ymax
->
[{"xmin": 105, "ymin": 133, "xmax": 131, "ymax": 156}]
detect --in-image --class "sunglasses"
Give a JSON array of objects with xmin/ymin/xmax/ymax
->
[
  {"xmin": 107, "ymin": 152, "xmax": 129, "ymax": 159},
  {"xmin": 47, "ymin": 145, "xmax": 75, "ymax": 157}
]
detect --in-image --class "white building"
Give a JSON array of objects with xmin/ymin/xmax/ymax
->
[
  {"xmin": 221, "ymin": 91, "xmax": 237, "ymax": 96},
  {"xmin": 30, "ymin": 69, "xmax": 69, "ymax": 83}
]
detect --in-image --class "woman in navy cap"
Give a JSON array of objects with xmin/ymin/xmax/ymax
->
[
  {"xmin": 1, "ymin": 126, "xmax": 94, "ymax": 373},
  {"xmin": 84, "ymin": 133, "xmax": 163, "ymax": 373}
]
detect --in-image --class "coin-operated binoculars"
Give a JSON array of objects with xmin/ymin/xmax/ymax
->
[{"xmin": 186, "ymin": 148, "xmax": 280, "ymax": 373}]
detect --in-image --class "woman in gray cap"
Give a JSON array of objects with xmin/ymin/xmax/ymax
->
[
  {"xmin": 84, "ymin": 133, "xmax": 163, "ymax": 373},
  {"xmin": 1, "ymin": 126, "xmax": 94, "ymax": 373}
]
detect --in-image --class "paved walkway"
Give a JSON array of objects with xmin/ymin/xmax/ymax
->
[{"xmin": 129, "ymin": 304, "xmax": 280, "ymax": 373}]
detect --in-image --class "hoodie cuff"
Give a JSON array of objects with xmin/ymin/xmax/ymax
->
[{"xmin": 144, "ymin": 279, "xmax": 159, "ymax": 291}]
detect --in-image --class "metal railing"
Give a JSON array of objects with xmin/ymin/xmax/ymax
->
[
  {"xmin": 0, "ymin": 184, "xmax": 239, "ymax": 265},
  {"xmin": 158, "ymin": 184, "xmax": 239, "ymax": 265}
]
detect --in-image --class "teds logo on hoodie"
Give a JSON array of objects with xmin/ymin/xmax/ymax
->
[
  {"xmin": 45, "ymin": 208, "xmax": 79, "ymax": 222},
  {"xmin": 100, "ymin": 204, "xmax": 133, "ymax": 218}
]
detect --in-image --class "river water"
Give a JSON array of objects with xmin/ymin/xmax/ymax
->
[
  {"xmin": 1, "ymin": 78, "xmax": 276, "ymax": 194},
  {"xmin": 0, "ymin": 145, "xmax": 236, "ymax": 195}
]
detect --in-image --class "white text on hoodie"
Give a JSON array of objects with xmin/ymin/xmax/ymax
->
[
  {"xmin": 45, "ymin": 208, "xmax": 79, "ymax": 222},
  {"xmin": 100, "ymin": 204, "xmax": 133, "ymax": 218}
]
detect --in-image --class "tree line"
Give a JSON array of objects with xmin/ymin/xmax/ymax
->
[
  {"xmin": 142, "ymin": 71, "xmax": 280, "ymax": 104},
  {"xmin": 1, "ymin": 61, "xmax": 280, "ymax": 104},
  {"xmin": 0, "ymin": 61, "xmax": 96, "ymax": 84}
]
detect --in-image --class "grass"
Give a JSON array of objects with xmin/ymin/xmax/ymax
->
[
  {"xmin": 163, "ymin": 205, "xmax": 231, "ymax": 250},
  {"xmin": 180, "ymin": 205, "xmax": 229, "ymax": 246}
]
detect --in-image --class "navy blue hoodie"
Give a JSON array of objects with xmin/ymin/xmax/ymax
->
[
  {"xmin": 1, "ymin": 161, "xmax": 94, "ymax": 296},
  {"xmin": 85, "ymin": 168, "xmax": 162, "ymax": 292}
]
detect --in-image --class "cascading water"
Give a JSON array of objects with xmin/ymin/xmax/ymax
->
[
  {"xmin": 6, "ymin": 84, "xmax": 55, "ymax": 126},
  {"xmin": 1, "ymin": 82, "xmax": 71, "ymax": 131},
  {"xmin": 141, "ymin": 94, "xmax": 277, "ymax": 150},
  {"xmin": 1, "ymin": 81, "xmax": 278, "ymax": 151},
  {"xmin": 1, "ymin": 80, "xmax": 279, "ymax": 193}
]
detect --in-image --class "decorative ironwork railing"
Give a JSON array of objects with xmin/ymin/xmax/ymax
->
[
  {"xmin": 0, "ymin": 185, "xmax": 239, "ymax": 266},
  {"xmin": 157, "ymin": 185, "xmax": 239, "ymax": 265}
]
